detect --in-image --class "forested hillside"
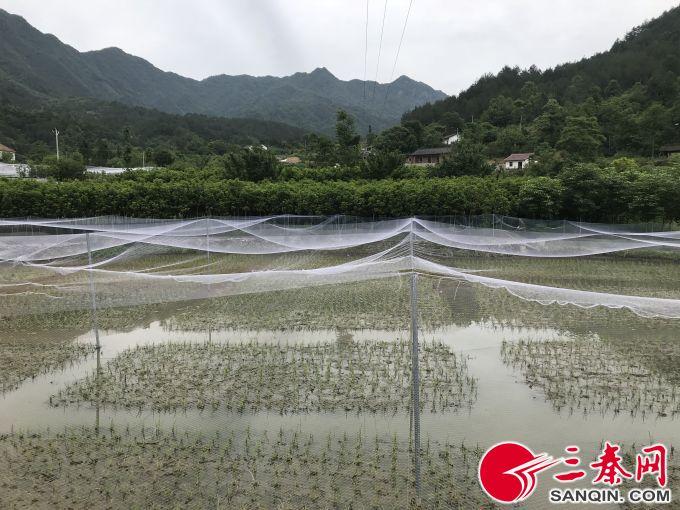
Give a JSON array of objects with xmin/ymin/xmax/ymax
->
[
  {"xmin": 401, "ymin": 5, "xmax": 680, "ymax": 160},
  {"xmin": 0, "ymin": 9, "xmax": 445, "ymax": 135},
  {"xmin": 0, "ymin": 99, "xmax": 305, "ymax": 165}
]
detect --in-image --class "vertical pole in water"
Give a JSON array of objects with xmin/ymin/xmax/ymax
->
[
  {"xmin": 86, "ymin": 232, "xmax": 101, "ymax": 432},
  {"xmin": 409, "ymin": 218, "xmax": 421, "ymax": 498},
  {"xmin": 205, "ymin": 214, "xmax": 211, "ymax": 267},
  {"xmin": 206, "ymin": 215, "xmax": 212, "ymax": 343}
]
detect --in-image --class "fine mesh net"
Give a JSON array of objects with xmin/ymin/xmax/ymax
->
[
  {"xmin": 2, "ymin": 215, "xmax": 680, "ymax": 319},
  {"xmin": 0, "ymin": 215, "xmax": 679, "ymax": 508}
]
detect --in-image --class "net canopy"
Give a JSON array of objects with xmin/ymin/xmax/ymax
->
[
  {"xmin": 1, "ymin": 215, "xmax": 680, "ymax": 320},
  {"xmin": 2, "ymin": 214, "xmax": 680, "ymax": 507}
]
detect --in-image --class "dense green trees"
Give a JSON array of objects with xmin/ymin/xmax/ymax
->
[
  {"xmin": 2, "ymin": 157, "xmax": 679, "ymax": 223},
  {"xmin": 556, "ymin": 116, "xmax": 606, "ymax": 160},
  {"xmin": 203, "ymin": 148, "xmax": 280, "ymax": 182},
  {"xmin": 335, "ymin": 111, "xmax": 361, "ymax": 166},
  {"xmin": 395, "ymin": 74, "xmax": 678, "ymax": 163},
  {"xmin": 431, "ymin": 140, "xmax": 492, "ymax": 177},
  {"xmin": 152, "ymin": 149, "xmax": 175, "ymax": 167},
  {"xmin": 0, "ymin": 99, "xmax": 304, "ymax": 165},
  {"xmin": 33, "ymin": 155, "xmax": 86, "ymax": 180},
  {"xmin": 373, "ymin": 126, "xmax": 418, "ymax": 153},
  {"xmin": 401, "ymin": 6, "xmax": 680, "ymax": 161}
]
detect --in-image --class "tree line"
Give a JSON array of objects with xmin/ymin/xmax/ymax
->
[
  {"xmin": 402, "ymin": 6, "xmax": 680, "ymax": 162},
  {"xmin": 2, "ymin": 156, "xmax": 679, "ymax": 224},
  {"xmin": 0, "ymin": 98, "xmax": 304, "ymax": 165}
]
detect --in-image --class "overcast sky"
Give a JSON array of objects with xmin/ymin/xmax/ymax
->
[{"xmin": 2, "ymin": 0, "xmax": 678, "ymax": 94}]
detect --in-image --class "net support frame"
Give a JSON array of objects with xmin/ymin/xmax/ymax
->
[
  {"xmin": 86, "ymin": 232, "xmax": 102, "ymax": 432},
  {"xmin": 409, "ymin": 222, "xmax": 421, "ymax": 498}
]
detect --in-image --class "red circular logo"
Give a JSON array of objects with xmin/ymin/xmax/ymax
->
[{"xmin": 479, "ymin": 442, "xmax": 557, "ymax": 503}]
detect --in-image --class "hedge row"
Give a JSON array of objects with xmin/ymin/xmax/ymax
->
[{"xmin": 0, "ymin": 172, "xmax": 678, "ymax": 222}]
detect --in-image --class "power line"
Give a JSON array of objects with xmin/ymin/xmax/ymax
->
[
  {"xmin": 387, "ymin": 0, "xmax": 414, "ymax": 85},
  {"xmin": 383, "ymin": 0, "xmax": 415, "ymax": 108},
  {"xmin": 372, "ymin": 0, "xmax": 388, "ymax": 99},
  {"xmin": 363, "ymin": 0, "xmax": 370, "ymax": 102}
]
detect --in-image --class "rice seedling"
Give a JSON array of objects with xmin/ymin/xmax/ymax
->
[
  {"xmin": 50, "ymin": 338, "xmax": 477, "ymax": 414},
  {"xmin": 618, "ymin": 444, "xmax": 679, "ymax": 510},
  {"xmin": 428, "ymin": 248, "xmax": 680, "ymax": 299},
  {"xmin": 0, "ymin": 275, "xmax": 459, "ymax": 333},
  {"xmin": 0, "ymin": 333, "xmax": 95, "ymax": 393},
  {"xmin": 0, "ymin": 426, "xmax": 493, "ymax": 509},
  {"xmin": 165, "ymin": 277, "xmax": 459, "ymax": 332},
  {"xmin": 501, "ymin": 336, "xmax": 680, "ymax": 419}
]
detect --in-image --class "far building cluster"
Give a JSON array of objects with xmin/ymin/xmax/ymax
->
[
  {"xmin": 0, "ymin": 143, "xmax": 16, "ymax": 162},
  {"xmin": 404, "ymin": 131, "xmax": 536, "ymax": 170}
]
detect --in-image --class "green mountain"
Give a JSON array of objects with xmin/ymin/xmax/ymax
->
[
  {"xmin": 0, "ymin": 9, "xmax": 446, "ymax": 135},
  {"xmin": 402, "ymin": 5, "xmax": 680, "ymax": 158},
  {"xmin": 0, "ymin": 98, "xmax": 307, "ymax": 163}
]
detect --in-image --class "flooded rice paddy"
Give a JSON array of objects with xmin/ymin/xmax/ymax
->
[{"xmin": 1, "ymin": 262, "xmax": 679, "ymax": 509}]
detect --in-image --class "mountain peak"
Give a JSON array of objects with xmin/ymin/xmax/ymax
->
[
  {"xmin": 309, "ymin": 67, "xmax": 336, "ymax": 78},
  {"xmin": 0, "ymin": 8, "xmax": 446, "ymax": 134}
]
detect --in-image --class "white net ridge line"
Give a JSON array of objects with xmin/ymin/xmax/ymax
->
[
  {"xmin": 0, "ymin": 219, "xmax": 416, "ymax": 261},
  {"xmin": 1, "ymin": 215, "xmax": 680, "ymax": 320},
  {"xmin": 2, "ymin": 252, "xmax": 680, "ymax": 320},
  {"xmin": 413, "ymin": 258, "xmax": 680, "ymax": 320},
  {"xmin": 22, "ymin": 237, "xmax": 413, "ymax": 281},
  {"xmin": 3, "ymin": 215, "xmax": 679, "ymax": 237},
  {"xmin": 0, "ymin": 255, "xmax": 417, "ymax": 319},
  {"xmin": 3, "ymin": 217, "xmax": 680, "ymax": 261}
]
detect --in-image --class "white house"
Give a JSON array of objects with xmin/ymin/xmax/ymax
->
[
  {"xmin": 0, "ymin": 162, "xmax": 30, "ymax": 178},
  {"xmin": 503, "ymin": 153, "xmax": 534, "ymax": 170},
  {"xmin": 442, "ymin": 133, "xmax": 460, "ymax": 145},
  {"xmin": 0, "ymin": 143, "xmax": 16, "ymax": 162}
]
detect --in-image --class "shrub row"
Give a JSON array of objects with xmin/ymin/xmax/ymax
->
[{"xmin": 0, "ymin": 170, "xmax": 678, "ymax": 223}]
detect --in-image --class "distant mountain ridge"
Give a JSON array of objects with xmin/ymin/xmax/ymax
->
[{"xmin": 0, "ymin": 9, "xmax": 446, "ymax": 134}]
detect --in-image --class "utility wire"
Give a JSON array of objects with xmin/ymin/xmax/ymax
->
[
  {"xmin": 383, "ymin": 0, "xmax": 415, "ymax": 109},
  {"xmin": 372, "ymin": 0, "xmax": 389, "ymax": 99},
  {"xmin": 363, "ymin": 0, "xmax": 370, "ymax": 102}
]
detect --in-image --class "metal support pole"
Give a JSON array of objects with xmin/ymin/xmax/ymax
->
[
  {"xmin": 206, "ymin": 216, "xmax": 212, "ymax": 343},
  {"xmin": 409, "ymin": 219, "xmax": 421, "ymax": 497},
  {"xmin": 86, "ymin": 232, "xmax": 101, "ymax": 432},
  {"xmin": 86, "ymin": 233, "xmax": 101, "ymax": 352},
  {"xmin": 205, "ymin": 215, "xmax": 211, "ymax": 266},
  {"xmin": 410, "ymin": 271, "xmax": 421, "ymax": 497}
]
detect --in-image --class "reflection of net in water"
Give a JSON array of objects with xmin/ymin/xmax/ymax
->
[{"xmin": 2, "ymin": 214, "xmax": 680, "ymax": 508}]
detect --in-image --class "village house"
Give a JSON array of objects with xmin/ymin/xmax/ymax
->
[
  {"xmin": 659, "ymin": 145, "xmax": 680, "ymax": 158},
  {"xmin": 503, "ymin": 152, "xmax": 534, "ymax": 170},
  {"xmin": 0, "ymin": 143, "xmax": 16, "ymax": 162},
  {"xmin": 406, "ymin": 147, "xmax": 452, "ymax": 166},
  {"xmin": 279, "ymin": 156, "xmax": 302, "ymax": 164},
  {"xmin": 442, "ymin": 132, "xmax": 460, "ymax": 145}
]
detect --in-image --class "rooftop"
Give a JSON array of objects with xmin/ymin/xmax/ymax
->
[
  {"xmin": 409, "ymin": 147, "xmax": 452, "ymax": 156},
  {"xmin": 504, "ymin": 153, "xmax": 534, "ymax": 162},
  {"xmin": 659, "ymin": 145, "xmax": 680, "ymax": 152},
  {"xmin": 0, "ymin": 143, "xmax": 16, "ymax": 153}
]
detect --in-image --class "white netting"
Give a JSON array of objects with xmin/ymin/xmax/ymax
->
[{"xmin": 1, "ymin": 215, "xmax": 680, "ymax": 319}]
